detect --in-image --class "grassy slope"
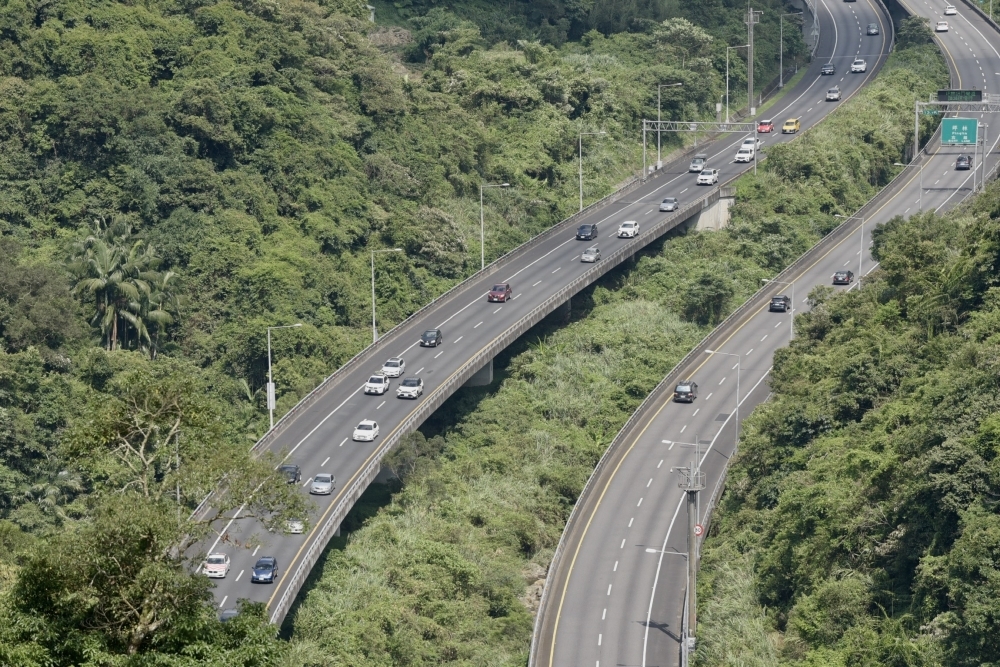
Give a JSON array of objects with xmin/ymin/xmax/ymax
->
[{"xmin": 285, "ymin": 42, "xmax": 946, "ymax": 666}]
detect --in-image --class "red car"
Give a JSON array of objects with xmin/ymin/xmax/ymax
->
[
  {"xmin": 487, "ymin": 283, "xmax": 512, "ymax": 302},
  {"xmin": 757, "ymin": 119, "xmax": 774, "ymax": 133}
]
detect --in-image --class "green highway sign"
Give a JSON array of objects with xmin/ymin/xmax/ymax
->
[
  {"xmin": 922, "ymin": 109, "xmax": 940, "ymax": 116},
  {"xmin": 941, "ymin": 118, "xmax": 978, "ymax": 145}
]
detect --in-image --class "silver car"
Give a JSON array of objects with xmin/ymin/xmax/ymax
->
[
  {"xmin": 659, "ymin": 197, "xmax": 678, "ymax": 212},
  {"xmin": 310, "ymin": 473, "xmax": 335, "ymax": 494},
  {"xmin": 381, "ymin": 357, "xmax": 404, "ymax": 377},
  {"xmin": 581, "ymin": 246, "xmax": 601, "ymax": 262},
  {"xmin": 286, "ymin": 519, "xmax": 305, "ymax": 534}
]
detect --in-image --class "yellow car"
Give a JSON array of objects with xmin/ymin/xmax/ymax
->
[{"xmin": 782, "ymin": 118, "xmax": 801, "ymax": 133}]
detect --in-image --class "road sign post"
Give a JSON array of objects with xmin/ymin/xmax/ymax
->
[{"xmin": 941, "ymin": 118, "xmax": 978, "ymax": 145}]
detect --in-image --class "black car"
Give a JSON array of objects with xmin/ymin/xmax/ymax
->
[
  {"xmin": 251, "ymin": 556, "xmax": 278, "ymax": 583},
  {"xmin": 821, "ymin": 63, "xmax": 836, "ymax": 75},
  {"xmin": 278, "ymin": 464, "xmax": 300, "ymax": 484},
  {"xmin": 867, "ymin": 23, "xmax": 879, "ymax": 35},
  {"xmin": 674, "ymin": 381, "xmax": 698, "ymax": 403},
  {"xmin": 956, "ymin": 154, "xmax": 972, "ymax": 170},
  {"xmin": 420, "ymin": 329, "xmax": 443, "ymax": 347},
  {"xmin": 576, "ymin": 224, "xmax": 598, "ymax": 240},
  {"xmin": 833, "ymin": 270, "xmax": 854, "ymax": 285},
  {"xmin": 769, "ymin": 295, "xmax": 792, "ymax": 312}
]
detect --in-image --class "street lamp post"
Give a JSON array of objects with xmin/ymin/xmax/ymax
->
[
  {"xmin": 726, "ymin": 45, "xmax": 750, "ymax": 124},
  {"xmin": 835, "ymin": 213, "xmax": 866, "ymax": 283},
  {"xmin": 579, "ymin": 131, "xmax": 606, "ymax": 211},
  {"xmin": 480, "ymin": 182, "xmax": 510, "ymax": 270},
  {"xmin": 761, "ymin": 278, "xmax": 795, "ymax": 339},
  {"xmin": 780, "ymin": 12, "xmax": 803, "ymax": 88},
  {"xmin": 657, "ymin": 82, "xmax": 683, "ymax": 166},
  {"xmin": 266, "ymin": 322, "xmax": 302, "ymax": 430},
  {"xmin": 371, "ymin": 248, "xmax": 403, "ymax": 344}
]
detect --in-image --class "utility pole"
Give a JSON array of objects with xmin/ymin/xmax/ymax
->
[
  {"xmin": 746, "ymin": 6, "xmax": 762, "ymax": 116},
  {"xmin": 677, "ymin": 441, "xmax": 706, "ymax": 659}
]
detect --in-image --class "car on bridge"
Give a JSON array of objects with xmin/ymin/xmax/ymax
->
[
  {"xmin": 769, "ymin": 295, "xmax": 792, "ymax": 312},
  {"xmin": 782, "ymin": 118, "xmax": 800, "ymax": 133},
  {"xmin": 936, "ymin": 20, "xmax": 949, "ymax": 31},
  {"xmin": 397, "ymin": 377, "xmax": 424, "ymax": 398},
  {"xmin": 488, "ymin": 283, "xmax": 512, "ymax": 302},
  {"xmin": 203, "ymin": 553, "xmax": 230, "ymax": 578},
  {"xmin": 581, "ymin": 246, "xmax": 601, "ymax": 262},
  {"xmin": 381, "ymin": 357, "xmax": 404, "ymax": 377},
  {"xmin": 278, "ymin": 464, "xmax": 301, "ymax": 484},
  {"xmin": 310, "ymin": 473, "xmax": 335, "ymax": 494},
  {"xmin": 757, "ymin": 119, "xmax": 774, "ymax": 133},
  {"xmin": 821, "ymin": 62, "xmax": 836, "ymax": 75},
  {"xmin": 833, "ymin": 270, "xmax": 854, "ymax": 285},
  {"xmin": 353, "ymin": 419, "xmax": 379, "ymax": 442},
  {"xmin": 851, "ymin": 58, "xmax": 867, "ymax": 72},
  {"xmin": 945, "ymin": 4, "xmax": 957, "ymax": 14},
  {"xmin": 659, "ymin": 197, "xmax": 679, "ymax": 212},
  {"xmin": 867, "ymin": 22, "xmax": 880, "ymax": 35},
  {"xmin": 956, "ymin": 154, "xmax": 972, "ymax": 170},
  {"xmin": 576, "ymin": 223, "xmax": 599, "ymax": 240},
  {"xmin": 697, "ymin": 168, "xmax": 719, "ymax": 185},
  {"xmin": 734, "ymin": 146, "xmax": 754, "ymax": 162},
  {"xmin": 673, "ymin": 380, "xmax": 698, "ymax": 402},
  {"xmin": 827, "ymin": 86, "xmax": 841, "ymax": 101},
  {"xmin": 364, "ymin": 374, "xmax": 390, "ymax": 395},
  {"xmin": 420, "ymin": 329, "xmax": 443, "ymax": 346},
  {"xmin": 251, "ymin": 556, "xmax": 278, "ymax": 583},
  {"xmin": 617, "ymin": 221, "xmax": 640, "ymax": 238}
]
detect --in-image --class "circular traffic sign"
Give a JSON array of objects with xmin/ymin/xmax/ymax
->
[{"xmin": 694, "ymin": 524, "xmax": 704, "ymax": 537}]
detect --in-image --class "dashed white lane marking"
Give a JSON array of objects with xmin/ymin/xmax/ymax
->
[
  {"xmin": 706, "ymin": 393, "xmax": 713, "ymax": 400},
  {"xmin": 513, "ymin": 293, "xmax": 521, "ymax": 300},
  {"xmin": 455, "ymin": 336, "xmax": 463, "ymax": 343},
  {"xmin": 645, "ymin": 210, "xmax": 653, "ymax": 215},
  {"xmin": 602, "ymin": 609, "xmax": 607, "ymax": 620},
  {"xmin": 339, "ymin": 437, "xmax": 347, "ymax": 447},
  {"xmin": 219, "ymin": 595, "xmax": 228, "ymax": 608},
  {"xmin": 904, "ymin": 207, "xmax": 911, "ymax": 214},
  {"xmin": 614, "ymin": 561, "xmax": 619, "ymax": 572},
  {"xmin": 637, "ymin": 498, "xmax": 643, "ymax": 507},
  {"xmin": 693, "ymin": 408, "xmax": 699, "ymax": 416},
  {"xmin": 599, "ymin": 634, "xmax": 603, "ymax": 646},
  {"xmin": 434, "ymin": 351, "xmax": 444, "ymax": 358},
  {"xmin": 680, "ymin": 425, "xmax": 687, "ymax": 433},
  {"xmin": 532, "ymin": 280, "xmax": 542, "ymax": 287},
  {"xmin": 376, "ymin": 400, "xmax": 386, "ymax": 410},
  {"xmin": 302, "ymin": 478, "xmax": 311, "ymax": 487},
  {"xmin": 415, "ymin": 367, "xmax": 424, "ymax": 374},
  {"xmin": 493, "ymin": 307, "xmax": 502, "ymax": 314},
  {"xmin": 657, "ymin": 460, "xmax": 663, "ymax": 468},
  {"xmin": 761, "ymin": 334, "xmax": 768, "ymax": 342},
  {"xmin": 732, "ymin": 362, "xmax": 740, "ymax": 370},
  {"xmin": 844, "ymin": 260, "xmax": 851, "ymax": 266},
  {"xmin": 628, "ymin": 517, "xmax": 634, "ymax": 527},
  {"xmin": 774, "ymin": 321, "xmax": 781, "ymax": 328},
  {"xmin": 647, "ymin": 478, "xmax": 653, "ymax": 487},
  {"xmin": 621, "ymin": 539, "xmax": 626, "ymax": 548},
  {"xmin": 552, "ymin": 267, "xmax": 562, "ymax": 274},
  {"xmin": 607, "ymin": 585, "xmax": 612, "ymax": 596},
  {"xmin": 235, "ymin": 570, "xmax": 244, "ymax": 582},
  {"xmin": 321, "ymin": 456, "xmax": 330, "ymax": 466},
  {"xmin": 719, "ymin": 376, "xmax": 727, "ymax": 385},
  {"xmin": 252, "ymin": 545, "xmax": 260, "ymax": 557},
  {"xmin": 680, "ymin": 188, "xmax": 689, "ymax": 193},
  {"xmin": 746, "ymin": 348, "xmax": 753, "ymax": 355},
  {"xmin": 474, "ymin": 321, "xmax": 483, "ymax": 328}
]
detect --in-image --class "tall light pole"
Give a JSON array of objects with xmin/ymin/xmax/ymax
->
[
  {"xmin": 746, "ymin": 7, "xmax": 763, "ymax": 115},
  {"xmin": 672, "ymin": 438, "xmax": 705, "ymax": 659},
  {"xmin": 579, "ymin": 131, "xmax": 606, "ymax": 211},
  {"xmin": 726, "ymin": 45, "xmax": 749, "ymax": 123},
  {"xmin": 762, "ymin": 278, "xmax": 795, "ymax": 339},
  {"xmin": 835, "ymin": 214, "xmax": 866, "ymax": 282},
  {"xmin": 266, "ymin": 322, "xmax": 302, "ymax": 430},
  {"xmin": 480, "ymin": 182, "xmax": 510, "ymax": 270},
  {"xmin": 780, "ymin": 12, "xmax": 803, "ymax": 88},
  {"xmin": 371, "ymin": 248, "xmax": 403, "ymax": 344},
  {"xmin": 894, "ymin": 161, "xmax": 923, "ymax": 212},
  {"xmin": 657, "ymin": 82, "xmax": 683, "ymax": 166}
]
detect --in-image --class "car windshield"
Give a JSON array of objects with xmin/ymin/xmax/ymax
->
[
  {"xmin": 691, "ymin": 158, "xmax": 704, "ymax": 164},
  {"xmin": 579, "ymin": 225, "xmax": 593, "ymax": 232},
  {"xmin": 622, "ymin": 222, "xmax": 635, "ymax": 227},
  {"xmin": 280, "ymin": 466, "xmax": 296, "ymax": 473},
  {"xmin": 384, "ymin": 360, "xmax": 399, "ymax": 367},
  {"xmin": 492, "ymin": 285, "xmax": 507, "ymax": 291},
  {"xmin": 772, "ymin": 297, "xmax": 785, "ymax": 302},
  {"xmin": 402, "ymin": 378, "xmax": 420, "ymax": 386},
  {"xmin": 369, "ymin": 376, "xmax": 383, "ymax": 383},
  {"xmin": 663, "ymin": 198, "xmax": 676, "ymax": 203},
  {"xmin": 358, "ymin": 423, "xmax": 373, "ymax": 430},
  {"xmin": 207, "ymin": 555, "xmax": 226, "ymax": 564},
  {"xmin": 677, "ymin": 385, "xmax": 691, "ymax": 392},
  {"xmin": 315, "ymin": 474, "xmax": 332, "ymax": 483},
  {"xmin": 854, "ymin": 59, "xmax": 864, "ymax": 64},
  {"xmin": 422, "ymin": 331, "xmax": 437, "ymax": 339},
  {"xmin": 255, "ymin": 561, "xmax": 273, "ymax": 570}
]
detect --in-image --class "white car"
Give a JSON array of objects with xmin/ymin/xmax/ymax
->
[
  {"xmin": 734, "ymin": 147, "xmax": 754, "ymax": 163},
  {"xmin": 203, "ymin": 553, "xmax": 230, "ymax": 578},
  {"xmin": 742, "ymin": 137, "xmax": 762, "ymax": 151},
  {"xmin": 396, "ymin": 377, "xmax": 424, "ymax": 398},
  {"xmin": 286, "ymin": 519, "xmax": 305, "ymax": 534},
  {"xmin": 935, "ymin": 20, "xmax": 949, "ymax": 31},
  {"xmin": 697, "ymin": 168, "xmax": 719, "ymax": 185},
  {"xmin": 353, "ymin": 419, "xmax": 379, "ymax": 441},
  {"xmin": 945, "ymin": 4, "xmax": 957, "ymax": 14},
  {"xmin": 380, "ymin": 357, "xmax": 404, "ymax": 377},
  {"xmin": 364, "ymin": 374, "xmax": 389, "ymax": 395},
  {"xmin": 850, "ymin": 58, "xmax": 867, "ymax": 72},
  {"xmin": 617, "ymin": 221, "xmax": 639, "ymax": 238}
]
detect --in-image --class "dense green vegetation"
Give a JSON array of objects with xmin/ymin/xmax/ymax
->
[{"xmin": 285, "ymin": 34, "xmax": 947, "ymax": 665}]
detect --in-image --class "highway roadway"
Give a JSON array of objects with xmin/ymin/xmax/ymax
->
[
  {"xmin": 533, "ymin": 0, "xmax": 1000, "ymax": 666},
  {"xmin": 196, "ymin": 0, "xmax": 895, "ymax": 622}
]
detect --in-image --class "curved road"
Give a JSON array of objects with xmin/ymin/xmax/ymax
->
[
  {"xmin": 198, "ymin": 0, "xmax": 894, "ymax": 622},
  {"xmin": 533, "ymin": 1, "xmax": 1000, "ymax": 666}
]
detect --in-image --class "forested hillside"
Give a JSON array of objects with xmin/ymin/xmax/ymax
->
[{"xmin": 695, "ymin": 144, "xmax": 1000, "ymax": 666}]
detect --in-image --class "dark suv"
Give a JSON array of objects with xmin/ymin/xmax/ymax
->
[
  {"xmin": 821, "ymin": 63, "xmax": 835, "ymax": 75},
  {"xmin": 866, "ymin": 22, "xmax": 879, "ymax": 35},
  {"xmin": 674, "ymin": 381, "xmax": 698, "ymax": 402},
  {"xmin": 278, "ymin": 464, "xmax": 300, "ymax": 484},
  {"xmin": 420, "ymin": 329, "xmax": 443, "ymax": 347},
  {"xmin": 956, "ymin": 154, "xmax": 972, "ymax": 170},
  {"xmin": 576, "ymin": 224, "xmax": 598, "ymax": 240},
  {"xmin": 769, "ymin": 295, "xmax": 792, "ymax": 312}
]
